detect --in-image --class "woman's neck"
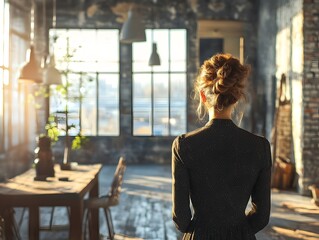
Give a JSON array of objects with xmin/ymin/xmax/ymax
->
[{"xmin": 208, "ymin": 106, "xmax": 233, "ymax": 120}]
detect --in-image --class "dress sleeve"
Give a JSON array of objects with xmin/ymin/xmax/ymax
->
[
  {"xmin": 171, "ymin": 136, "xmax": 192, "ymax": 233},
  {"xmin": 247, "ymin": 138, "xmax": 272, "ymax": 234}
]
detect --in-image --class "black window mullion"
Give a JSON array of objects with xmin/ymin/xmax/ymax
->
[
  {"xmin": 79, "ymin": 72, "xmax": 82, "ymax": 132},
  {"xmin": 151, "ymin": 73, "xmax": 154, "ymax": 136},
  {"xmin": 151, "ymin": 29, "xmax": 154, "ymax": 136},
  {"xmin": 96, "ymin": 72, "xmax": 99, "ymax": 136},
  {"xmin": 168, "ymin": 30, "xmax": 171, "ymax": 136}
]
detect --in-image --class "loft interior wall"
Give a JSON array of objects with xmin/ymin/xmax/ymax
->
[
  {"xmin": 2, "ymin": 0, "xmax": 258, "ymax": 177},
  {"xmin": 34, "ymin": 0, "xmax": 258, "ymax": 165}
]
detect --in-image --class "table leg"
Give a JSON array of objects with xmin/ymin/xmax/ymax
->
[
  {"xmin": 29, "ymin": 206, "xmax": 39, "ymax": 240},
  {"xmin": 89, "ymin": 177, "xmax": 99, "ymax": 240},
  {"xmin": 70, "ymin": 201, "xmax": 83, "ymax": 240}
]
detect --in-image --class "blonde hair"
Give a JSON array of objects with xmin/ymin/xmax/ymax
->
[{"xmin": 194, "ymin": 53, "xmax": 250, "ymax": 120}]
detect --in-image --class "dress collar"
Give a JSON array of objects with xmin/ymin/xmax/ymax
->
[{"xmin": 205, "ymin": 118, "xmax": 236, "ymax": 127}]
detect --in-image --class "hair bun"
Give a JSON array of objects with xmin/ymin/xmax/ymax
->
[
  {"xmin": 217, "ymin": 59, "xmax": 235, "ymax": 80},
  {"xmin": 194, "ymin": 53, "xmax": 250, "ymax": 119}
]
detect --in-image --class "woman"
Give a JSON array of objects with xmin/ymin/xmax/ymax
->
[{"xmin": 172, "ymin": 53, "xmax": 272, "ymax": 239}]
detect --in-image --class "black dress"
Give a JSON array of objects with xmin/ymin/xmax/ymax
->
[{"xmin": 172, "ymin": 119, "xmax": 272, "ymax": 240}]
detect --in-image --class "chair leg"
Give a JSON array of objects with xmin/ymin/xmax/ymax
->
[
  {"xmin": 67, "ymin": 207, "xmax": 71, "ymax": 222},
  {"xmin": 13, "ymin": 219, "xmax": 22, "ymax": 240},
  {"xmin": 83, "ymin": 209, "xmax": 89, "ymax": 240},
  {"xmin": 103, "ymin": 208, "xmax": 114, "ymax": 240},
  {"xmin": 49, "ymin": 207, "xmax": 55, "ymax": 230},
  {"xmin": 18, "ymin": 208, "xmax": 26, "ymax": 230},
  {"xmin": 9, "ymin": 208, "xmax": 22, "ymax": 240},
  {"xmin": 12, "ymin": 211, "xmax": 22, "ymax": 240}
]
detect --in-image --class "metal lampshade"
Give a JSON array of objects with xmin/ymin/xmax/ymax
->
[
  {"xmin": 120, "ymin": 7, "xmax": 146, "ymax": 43},
  {"xmin": 19, "ymin": 46, "xmax": 42, "ymax": 83},
  {"xmin": 44, "ymin": 54, "xmax": 62, "ymax": 85},
  {"xmin": 148, "ymin": 43, "xmax": 160, "ymax": 66}
]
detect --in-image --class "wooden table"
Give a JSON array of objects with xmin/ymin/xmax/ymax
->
[{"xmin": 0, "ymin": 164, "xmax": 102, "ymax": 240}]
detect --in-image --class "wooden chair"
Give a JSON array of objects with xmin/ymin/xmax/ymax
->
[{"xmin": 83, "ymin": 156, "xmax": 126, "ymax": 240}]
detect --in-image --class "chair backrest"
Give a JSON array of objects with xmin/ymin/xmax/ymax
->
[{"xmin": 109, "ymin": 157, "xmax": 126, "ymax": 199}]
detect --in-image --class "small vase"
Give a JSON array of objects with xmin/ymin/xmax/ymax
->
[
  {"xmin": 34, "ymin": 136, "xmax": 55, "ymax": 180},
  {"xmin": 60, "ymin": 147, "xmax": 72, "ymax": 170}
]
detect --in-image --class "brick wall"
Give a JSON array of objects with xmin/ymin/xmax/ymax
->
[
  {"xmin": 275, "ymin": 0, "xmax": 304, "ymax": 191},
  {"xmin": 259, "ymin": 0, "xmax": 319, "ymax": 194},
  {"xmin": 302, "ymin": 0, "xmax": 319, "ymax": 194}
]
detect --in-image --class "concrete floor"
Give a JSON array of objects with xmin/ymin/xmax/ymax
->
[{"xmin": 16, "ymin": 164, "xmax": 319, "ymax": 240}]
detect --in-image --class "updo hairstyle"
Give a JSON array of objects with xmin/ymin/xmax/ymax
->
[{"xmin": 194, "ymin": 53, "xmax": 250, "ymax": 119}]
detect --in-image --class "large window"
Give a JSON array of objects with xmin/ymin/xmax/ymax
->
[
  {"xmin": 0, "ymin": 0, "xmax": 9, "ymax": 152},
  {"xmin": 51, "ymin": 29, "xmax": 120, "ymax": 136},
  {"xmin": 132, "ymin": 29, "xmax": 187, "ymax": 136},
  {"xmin": 1, "ymin": 1, "xmax": 31, "ymax": 152}
]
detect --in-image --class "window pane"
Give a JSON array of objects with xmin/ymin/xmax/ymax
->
[
  {"xmin": 53, "ymin": 29, "xmax": 119, "ymax": 73},
  {"xmin": 170, "ymin": 30, "xmax": 187, "ymax": 71},
  {"xmin": 132, "ymin": 29, "xmax": 187, "ymax": 136},
  {"xmin": 66, "ymin": 74, "xmax": 80, "ymax": 136},
  {"xmin": 96, "ymin": 30, "xmax": 119, "ymax": 63},
  {"xmin": 51, "ymin": 29, "xmax": 120, "ymax": 136},
  {"xmin": 52, "ymin": 74, "xmax": 80, "ymax": 136},
  {"xmin": 133, "ymin": 30, "xmax": 152, "ymax": 72},
  {"xmin": 10, "ymin": 4, "xmax": 29, "ymax": 34},
  {"xmin": 152, "ymin": 30, "xmax": 169, "ymax": 72},
  {"xmin": 11, "ymin": 34, "xmax": 28, "ymax": 81},
  {"xmin": 11, "ymin": 90, "xmax": 19, "ymax": 145},
  {"xmin": 98, "ymin": 74, "xmax": 119, "ymax": 136},
  {"xmin": 4, "ymin": 76, "xmax": 9, "ymax": 149},
  {"xmin": 3, "ymin": 3, "xmax": 9, "ymax": 67},
  {"xmin": 27, "ymin": 84, "xmax": 36, "ymax": 143},
  {"xmin": 170, "ymin": 74, "xmax": 187, "ymax": 135},
  {"xmin": 153, "ymin": 74, "xmax": 169, "ymax": 136},
  {"xmin": 81, "ymin": 73, "xmax": 97, "ymax": 135},
  {"xmin": 0, "ymin": 0, "xmax": 3, "ymax": 67},
  {"xmin": 0, "ymin": 69, "xmax": 3, "ymax": 151},
  {"xmin": 133, "ymin": 74, "xmax": 152, "ymax": 136},
  {"xmin": 19, "ymin": 84, "xmax": 25, "ymax": 143}
]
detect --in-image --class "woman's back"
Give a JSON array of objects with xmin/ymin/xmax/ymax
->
[
  {"xmin": 172, "ymin": 119, "xmax": 271, "ymax": 239},
  {"xmin": 171, "ymin": 54, "xmax": 271, "ymax": 240}
]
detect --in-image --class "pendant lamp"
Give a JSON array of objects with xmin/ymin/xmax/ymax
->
[
  {"xmin": 19, "ymin": 46, "xmax": 42, "ymax": 83},
  {"xmin": 44, "ymin": 54, "xmax": 62, "ymax": 85},
  {"xmin": 43, "ymin": 0, "xmax": 61, "ymax": 85},
  {"xmin": 120, "ymin": 5, "xmax": 146, "ymax": 43},
  {"xmin": 18, "ymin": 0, "xmax": 42, "ymax": 83},
  {"xmin": 148, "ymin": 1, "xmax": 160, "ymax": 66},
  {"xmin": 148, "ymin": 43, "xmax": 160, "ymax": 66}
]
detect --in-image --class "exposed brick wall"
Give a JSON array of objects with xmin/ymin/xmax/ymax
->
[
  {"xmin": 260, "ymin": 0, "xmax": 319, "ymax": 194},
  {"xmin": 302, "ymin": 0, "xmax": 319, "ymax": 194},
  {"xmin": 274, "ymin": 0, "xmax": 303, "ymax": 192}
]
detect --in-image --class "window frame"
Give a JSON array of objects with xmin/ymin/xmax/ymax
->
[
  {"xmin": 49, "ymin": 28, "xmax": 121, "ymax": 137},
  {"xmin": 0, "ymin": 1, "xmax": 31, "ymax": 153},
  {"xmin": 131, "ymin": 28, "xmax": 188, "ymax": 137}
]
